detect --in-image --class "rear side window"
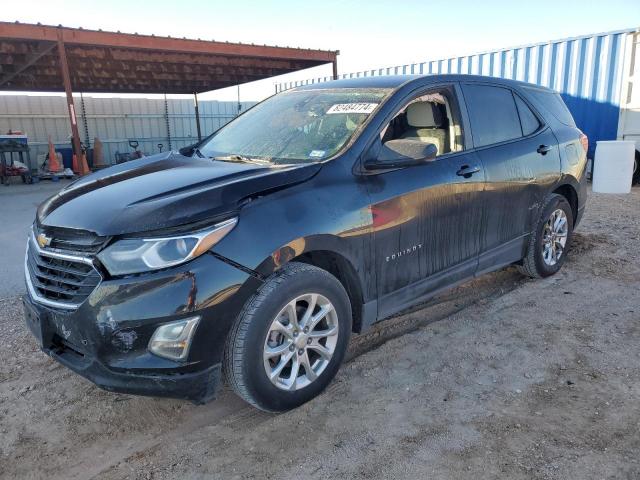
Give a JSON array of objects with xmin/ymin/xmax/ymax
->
[
  {"xmin": 524, "ymin": 88, "xmax": 576, "ymax": 127},
  {"xmin": 462, "ymin": 84, "xmax": 522, "ymax": 147},
  {"xmin": 514, "ymin": 94, "xmax": 540, "ymax": 136}
]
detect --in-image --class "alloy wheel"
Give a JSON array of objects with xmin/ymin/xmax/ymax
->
[
  {"xmin": 263, "ymin": 293, "xmax": 339, "ymax": 391},
  {"xmin": 542, "ymin": 208, "xmax": 568, "ymax": 266}
]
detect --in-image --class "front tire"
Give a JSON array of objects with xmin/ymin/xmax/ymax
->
[
  {"xmin": 518, "ymin": 194, "xmax": 574, "ymax": 278},
  {"xmin": 224, "ymin": 262, "xmax": 352, "ymax": 412}
]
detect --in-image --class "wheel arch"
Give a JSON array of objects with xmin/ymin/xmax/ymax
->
[
  {"xmin": 552, "ymin": 183, "xmax": 578, "ymax": 223},
  {"xmin": 293, "ymin": 250, "xmax": 365, "ymax": 333},
  {"xmin": 252, "ymin": 235, "xmax": 369, "ymax": 334}
]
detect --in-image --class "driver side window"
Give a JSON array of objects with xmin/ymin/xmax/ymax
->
[{"xmin": 380, "ymin": 88, "xmax": 464, "ymax": 157}]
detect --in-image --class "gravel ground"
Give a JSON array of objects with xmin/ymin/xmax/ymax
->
[{"xmin": 1, "ymin": 187, "xmax": 639, "ymax": 480}]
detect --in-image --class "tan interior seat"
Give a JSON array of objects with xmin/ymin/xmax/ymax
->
[{"xmin": 399, "ymin": 102, "xmax": 449, "ymax": 155}]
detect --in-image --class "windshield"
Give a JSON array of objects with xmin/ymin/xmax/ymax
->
[{"xmin": 199, "ymin": 88, "xmax": 391, "ymax": 164}]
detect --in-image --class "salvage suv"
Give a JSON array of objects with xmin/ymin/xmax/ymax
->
[{"xmin": 24, "ymin": 75, "xmax": 587, "ymax": 412}]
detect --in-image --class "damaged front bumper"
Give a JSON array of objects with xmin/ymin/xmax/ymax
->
[{"xmin": 23, "ymin": 252, "xmax": 262, "ymax": 403}]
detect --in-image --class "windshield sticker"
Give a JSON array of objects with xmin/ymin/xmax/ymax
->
[
  {"xmin": 309, "ymin": 150, "xmax": 326, "ymax": 158},
  {"xmin": 326, "ymin": 103, "xmax": 378, "ymax": 115}
]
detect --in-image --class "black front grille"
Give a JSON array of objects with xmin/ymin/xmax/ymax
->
[{"xmin": 26, "ymin": 237, "xmax": 102, "ymax": 306}]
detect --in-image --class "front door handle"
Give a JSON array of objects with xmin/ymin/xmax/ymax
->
[
  {"xmin": 537, "ymin": 144, "xmax": 552, "ymax": 155},
  {"xmin": 456, "ymin": 164, "xmax": 481, "ymax": 178}
]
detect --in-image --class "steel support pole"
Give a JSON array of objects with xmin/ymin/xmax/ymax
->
[
  {"xmin": 332, "ymin": 59, "xmax": 338, "ymax": 80},
  {"xmin": 56, "ymin": 32, "xmax": 82, "ymax": 171},
  {"xmin": 193, "ymin": 92, "xmax": 202, "ymax": 142}
]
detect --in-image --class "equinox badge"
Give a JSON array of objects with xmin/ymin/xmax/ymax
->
[{"xmin": 386, "ymin": 244, "xmax": 423, "ymax": 262}]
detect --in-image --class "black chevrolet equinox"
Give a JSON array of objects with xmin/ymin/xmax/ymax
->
[{"xmin": 24, "ymin": 75, "xmax": 587, "ymax": 411}]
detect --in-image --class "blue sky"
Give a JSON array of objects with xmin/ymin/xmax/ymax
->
[{"xmin": 3, "ymin": 0, "xmax": 640, "ymax": 100}]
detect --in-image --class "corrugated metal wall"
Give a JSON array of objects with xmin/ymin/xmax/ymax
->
[
  {"xmin": 0, "ymin": 95, "xmax": 254, "ymax": 166},
  {"xmin": 277, "ymin": 28, "xmax": 638, "ymax": 157}
]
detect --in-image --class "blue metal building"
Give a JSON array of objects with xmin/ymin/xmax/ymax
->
[{"xmin": 278, "ymin": 28, "xmax": 639, "ymax": 158}]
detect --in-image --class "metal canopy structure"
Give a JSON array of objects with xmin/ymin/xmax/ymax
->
[
  {"xmin": 0, "ymin": 21, "xmax": 339, "ymax": 167},
  {"xmin": 0, "ymin": 22, "xmax": 338, "ymax": 93}
]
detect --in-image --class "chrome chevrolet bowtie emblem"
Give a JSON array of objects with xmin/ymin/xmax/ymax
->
[{"xmin": 37, "ymin": 233, "xmax": 52, "ymax": 248}]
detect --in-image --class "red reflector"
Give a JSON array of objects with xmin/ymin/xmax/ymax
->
[{"xmin": 579, "ymin": 131, "xmax": 588, "ymax": 153}]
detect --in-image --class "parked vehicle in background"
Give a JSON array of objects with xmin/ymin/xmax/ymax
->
[{"xmin": 23, "ymin": 74, "xmax": 587, "ymax": 412}]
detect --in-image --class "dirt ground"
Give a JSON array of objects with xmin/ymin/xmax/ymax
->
[{"xmin": 1, "ymin": 187, "xmax": 639, "ymax": 480}]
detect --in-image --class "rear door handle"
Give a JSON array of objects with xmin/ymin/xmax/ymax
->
[
  {"xmin": 537, "ymin": 144, "xmax": 552, "ymax": 155},
  {"xmin": 456, "ymin": 165, "xmax": 481, "ymax": 178}
]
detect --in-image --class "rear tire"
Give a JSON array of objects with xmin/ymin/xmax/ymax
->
[
  {"xmin": 224, "ymin": 262, "xmax": 352, "ymax": 412},
  {"xmin": 517, "ymin": 194, "xmax": 574, "ymax": 278}
]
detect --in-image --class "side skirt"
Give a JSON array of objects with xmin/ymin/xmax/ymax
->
[
  {"xmin": 476, "ymin": 234, "xmax": 528, "ymax": 276},
  {"xmin": 359, "ymin": 235, "xmax": 528, "ymax": 333}
]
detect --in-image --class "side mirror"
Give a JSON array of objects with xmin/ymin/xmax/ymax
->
[{"xmin": 364, "ymin": 139, "xmax": 437, "ymax": 170}]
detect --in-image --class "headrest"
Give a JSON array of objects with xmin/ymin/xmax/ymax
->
[{"xmin": 406, "ymin": 102, "xmax": 442, "ymax": 128}]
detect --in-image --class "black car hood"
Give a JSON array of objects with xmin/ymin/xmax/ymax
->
[{"xmin": 38, "ymin": 152, "xmax": 321, "ymax": 236}]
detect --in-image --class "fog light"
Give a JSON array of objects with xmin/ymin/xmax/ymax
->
[{"xmin": 148, "ymin": 317, "xmax": 200, "ymax": 361}]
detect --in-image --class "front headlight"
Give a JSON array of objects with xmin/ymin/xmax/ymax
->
[{"xmin": 97, "ymin": 217, "xmax": 237, "ymax": 275}]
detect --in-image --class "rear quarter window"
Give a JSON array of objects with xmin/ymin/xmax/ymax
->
[
  {"xmin": 514, "ymin": 94, "xmax": 541, "ymax": 136},
  {"xmin": 524, "ymin": 88, "xmax": 576, "ymax": 127}
]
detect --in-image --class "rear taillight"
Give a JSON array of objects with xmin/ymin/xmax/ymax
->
[{"xmin": 579, "ymin": 131, "xmax": 588, "ymax": 153}]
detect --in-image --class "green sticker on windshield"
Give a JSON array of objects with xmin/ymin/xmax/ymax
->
[{"xmin": 309, "ymin": 150, "xmax": 325, "ymax": 158}]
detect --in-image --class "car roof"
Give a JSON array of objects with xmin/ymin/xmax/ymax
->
[{"xmin": 295, "ymin": 74, "xmax": 555, "ymax": 93}]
